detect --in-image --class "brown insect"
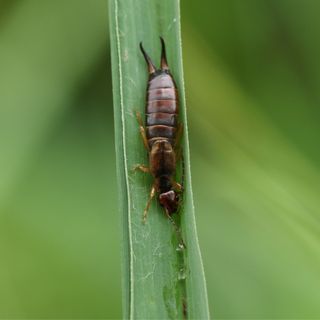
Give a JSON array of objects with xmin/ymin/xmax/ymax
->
[{"xmin": 134, "ymin": 37, "xmax": 183, "ymax": 223}]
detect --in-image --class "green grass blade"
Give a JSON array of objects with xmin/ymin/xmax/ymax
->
[{"xmin": 109, "ymin": 0, "xmax": 210, "ymax": 318}]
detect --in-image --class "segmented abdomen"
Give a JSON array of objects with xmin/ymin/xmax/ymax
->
[{"xmin": 146, "ymin": 72, "xmax": 179, "ymax": 147}]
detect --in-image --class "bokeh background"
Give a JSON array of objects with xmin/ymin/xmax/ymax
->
[{"xmin": 1, "ymin": 0, "xmax": 320, "ymax": 318}]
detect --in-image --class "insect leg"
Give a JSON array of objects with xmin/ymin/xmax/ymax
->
[
  {"xmin": 175, "ymin": 153, "xmax": 185, "ymax": 210},
  {"xmin": 174, "ymin": 124, "xmax": 183, "ymax": 163},
  {"xmin": 143, "ymin": 183, "xmax": 156, "ymax": 223},
  {"xmin": 180, "ymin": 153, "xmax": 185, "ymax": 191},
  {"xmin": 136, "ymin": 111, "xmax": 150, "ymax": 151},
  {"xmin": 175, "ymin": 147, "xmax": 182, "ymax": 162},
  {"xmin": 132, "ymin": 164, "xmax": 150, "ymax": 173},
  {"xmin": 172, "ymin": 180, "xmax": 183, "ymax": 192},
  {"xmin": 174, "ymin": 123, "xmax": 183, "ymax": 150}
]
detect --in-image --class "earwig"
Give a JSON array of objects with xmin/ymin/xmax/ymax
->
[{"xmin": 134, "ymin": 37, "xmax": 183, "ymax": 226}]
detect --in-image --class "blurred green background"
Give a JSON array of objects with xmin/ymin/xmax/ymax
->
[{"xmin": 1, "ymin": 0, "xmax": 320, "ymax": 318}]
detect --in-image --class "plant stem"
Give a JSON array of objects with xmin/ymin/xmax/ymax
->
[{"xmin": 109, "ymin": 0, "xmax": 210, "ymax": 318}]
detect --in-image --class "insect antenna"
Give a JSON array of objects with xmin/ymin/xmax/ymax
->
[
  {"xmin": 165, "ymin": 209, "xmax": 186, "ymax": 249},
  {"xmin": 139, "ymin": 42, "xmax": 156, "ymax": 74},
  {"xmin": 160, "ymin": 36, "xmax": 169, "ymax": 71}
]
